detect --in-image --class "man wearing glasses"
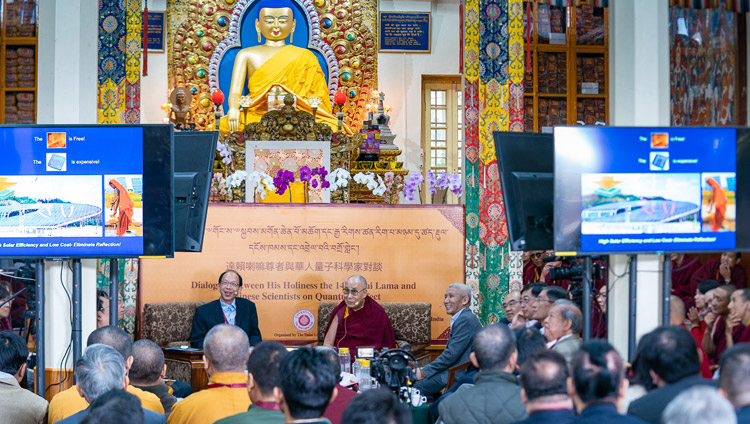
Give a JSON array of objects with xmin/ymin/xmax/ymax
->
[
  {"xmin": 322, "ymin": 274, "xmax": 396, "ymax": 361},
  {"xmin": 190, "ymin": 269, "xmax": 262, "ymax": 349}
]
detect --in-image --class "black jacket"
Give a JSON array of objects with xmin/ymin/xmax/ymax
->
[
  {"xmin": 627, "ymin": 374, "xmax": 716, "ymax": 424},
  {"xmin": 189, "ymin": 298, "xmax": 262, "ymax": 349}
]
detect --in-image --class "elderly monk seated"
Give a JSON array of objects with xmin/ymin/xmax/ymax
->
[
  {"xmin": 323, "ymin": 275, "xmax": 396, "ymax": 360},
  {"xmin": 168, "ymin": 325, "xmax": 251, "ymax": 424}
]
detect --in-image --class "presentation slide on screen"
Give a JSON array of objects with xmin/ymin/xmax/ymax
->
[
  {"xmin": 575, "ymin": 128, "xmax": 736, "ymax": 252},
  {"xmin": 0, "ymin": 127, "xmax": 145, "ymax": 256}
]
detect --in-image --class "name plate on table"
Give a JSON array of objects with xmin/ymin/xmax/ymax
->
[
  {"xmin": 140, "ymin": 204, "xmax": 465, "ymax": 343},
  {"xmin": 379, "ymin": 12, "xmax": 431, "ymax": 53}
]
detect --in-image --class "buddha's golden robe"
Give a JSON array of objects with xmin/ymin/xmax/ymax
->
[{"xmin": 219, "ymin": 45, "xmax": 351, "ymax": 134}]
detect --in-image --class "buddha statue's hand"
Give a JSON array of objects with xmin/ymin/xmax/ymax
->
[{"xmin": 227, "ymin": 107, "xmax": 241, "ymax": 132}]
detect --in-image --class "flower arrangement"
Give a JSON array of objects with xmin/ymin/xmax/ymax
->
[
  {"xmin": 326, "ymin": 168, "xmax": 351, "ymax": 190},
  {"xmin": 382, "ymin": 172, "xmax": 403, "ymax": 204},
  {"xmin": 273, "ymin": 169, "xmax": 296, "ymax": 195},
  {"xmin": 226, "ymin": 170, "xmax": 247, "ymax": 188},
  {"xmin": 402, "ymin": 173, "xmax": 425, "ymax": 202},
  {"xmin": 211, "ymin": 172, "xmax": 228, "ymax": 198},
  {"xmin": 247, "ymin": 171, "xmax": 276, "ymax": 200},
  {"xmin": 217, "ymin": 142, "xmax": 232, "ymax": 167},
  {"xmin": 299, "ymin": 166, "xmax": 330, "ymax": 189}
]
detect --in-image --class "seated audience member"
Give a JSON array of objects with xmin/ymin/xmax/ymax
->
[
  {"xmin": 190, "ymin": 269, "xmax": 262, "ymax": 349},
  {"xmin": 687, "ymin": 280, "xmax": 721, "ymax": 344},
  {"xmin": 275, "ymin": 348, "xmax": 338, "ymax": 424},
  {"xmin": 500, "ymin": 290, "xmax": 521, "ymax": 325},
  {"xmin": 532, "ymin": 286, "xmax": 569, "ymax": 334},
  {"xmin": 523, "ymin": 251, "xmax": 546, "ymax": 284},
  {"xmin": 341, "ymin": 389, "xmax": 410, "ymax": 424},
  {"xmin": 702, "ymin": 284, "xmax": 737, "ymax": 363},
  {"xmin": 727, "ymin": 289, "xmax": 750, "ymax": 347},
  {"xmin": 130, "ymin": 340, "xmax": 178, "ymax": 416},
  {"xmin": 317, "ymin": 347, "xmax": 357, "ymax": 424},
  {"xmin": 542, "ymin": 300, "xmax": 582, "ymax": 368},
  {"xmin": 216, "ymin": 341, "xmax": 288, "ymax": 424},
  {"xmin": 80, "ymin": 389, "xmax": 145, "ymax": 424},
  {"xmin": 663, "ymin": 386, "xmax": 737, "ymax": 424},
  {"xmin": 571, "ymin": 340, "xmax": 646, "ymax": 424},
  {"xmin": 627, "ymin": 326, "xmax": 714, "ymax": 424},
  {"xmin": 669, "ymin": 296, "xmax": 686, "ymax": 326},
  {"xmin": 592, "ymin": 285, "xmax": 608, "ymax": 339},
  {"xmin": 0, "ymin": 285, "xmax": 13, "ymax": 331},
  {"xmin": 48, "ymin": 326, "xmax": 164, "ymax": 423},
  {"xmin": 414, "ymin": 283, "xmax": 482, "ymax": 398},
  {"xmin": 620, "ymin": 331, "xmax": 657, "ymax": 413},
  {"xmin": 670, "ymin": 253, "xmax": 702, "ymax": 310},
  {"xmin": 322, "ymin": 275, "xmax": 396, "ymax": 358},
  {"xmin": 96, "ymin": 288, "xmax": 125, "ymax": 328},
  {"xmin": 438, "ymin": 324, "xmax": 527, "ymax": 424},
  {"xmin": 169, "ymin": 325, "xmax": 251, "ymax": 423},
  {"xmin": 691, "ymin": 251, "xmax": 746, "ymax": 290},
  {"xmin": 0, "ymin": 331, "xmax": 48, "ymax": 424},
  {"xmin": 513, "ymin": 282, "xmax": 547, "ymax": 329},
  {"xmin": 719, "ymin": 344, "xmax": 750, "ymax": 424},
  {"xmin": 515, "ymin": 351, "xmax": 576, "ymax": 424},
  {"xmin": 57, "ymin": 344, "xmax": 165, "ymax": 424},
  {"xmin": 513, "ymin": 327, "xmax": 547, "ymax": 369}
]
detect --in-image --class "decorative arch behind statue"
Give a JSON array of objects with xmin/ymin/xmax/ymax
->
[{"xmin": 167, "ymin": 0, "xmax": 377, "ymax": 131}]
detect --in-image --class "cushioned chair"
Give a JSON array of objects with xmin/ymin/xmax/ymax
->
[
  {"xmin": 317, "ymin": 302, "xmax": 432, "ymax": 364},
  {"xmin": 141, "ymin": 301, "xmax": 207, "ymax": 387}
]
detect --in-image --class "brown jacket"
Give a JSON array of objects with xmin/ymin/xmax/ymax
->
[{"xmin": 0, "ymin": 376, "xmax": 48, "ymax": 424}]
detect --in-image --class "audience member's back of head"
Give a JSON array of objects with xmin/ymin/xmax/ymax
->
[
  {"xmin": 638, "ymin": 326, "xmax": 699, "ymax": 384},
  {"xmin": 572, "ymin": 340, "xmax": 624, "ymax": 404},
  {"xmin": 341, "ymin": 388, "xmax": 411, "ymax": 424},
  {"xmin": 248, "ymin": 341, "xmax": 288, "ymax": 396},
  {"xmin": 279, "ymin": 347, "xmax": 337, "ymax": 419},
  {"xmin": 513, "ymin": 327, "xmax": 546, "ymax": 367},
  {"xmin": 629, "ymin": 331, "xmax": 657, "ymax": 391},
  {"xmin": 663, "ymin": 386, "xmax": 736, "ymax": 424},
  {"xmin": 80, "ymin": 389, "xmax": 144, "ymax": 424},
  {"xmin": 76, "ymin": 344, "xmax": 126, "ymax": 403},
  {"xmin": 545, "ymin": 286, "xmax": 569, "ymax": 303},
  {"xmin": 315, "ymin": 346, "xmax": 343, "ymax": 383},
  {"xmin": 129, "ymin": 339, "xmax": 164, "ymax": 385},
  {"xmin": 0, "ymin": 330, "xmax": 28, "ymax": 375},
  {"xmin": 519, "ymin": 350, "xmax": 569, "ymax": 402},
  {"xmin": 87, "ymin": 326, "xmax": 133, "ymax": 360},
  {"xmin": 522, "ymin": 282, "xmax": 547, "ymax": 296},
  {"xmin": 203, "ymin": 324, "xmax": 250, "ymax": 372},
  {"xmin": 474, "ymin": 324, "xmax": 516, "ymax": 372},
  {"xmin": 719, "ymin": 343, "xmax": 750, "ymax": 408}
]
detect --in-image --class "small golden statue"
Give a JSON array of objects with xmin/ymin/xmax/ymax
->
[{"xmin": 169, "ymin": 86, "xmax": 194, "ymax": 130}]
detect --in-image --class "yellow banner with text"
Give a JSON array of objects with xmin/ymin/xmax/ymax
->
[{"xmin": 140, "ymin": 204, "xmax": 465, "ymax": 342}]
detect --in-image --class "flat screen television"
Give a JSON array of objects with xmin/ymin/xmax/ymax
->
[
  {"xmin": 494, "ymin": 131, "xmax": 554, "ymax": 251},
  {"xmin": 173, "ymin": 131, "xmax": 218, "ymax": 252},
  {"xmin": 554, "ymin": 126, "xmax": 738, "ymax": 254},
  {"xmin": 0, "ymin": 124, "xmax": 174, "ymax": 258}
]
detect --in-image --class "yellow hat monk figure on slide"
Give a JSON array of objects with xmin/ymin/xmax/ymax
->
[{"xmin": 220, "ymin": 1, "xmax": 350, "ymax": 134}]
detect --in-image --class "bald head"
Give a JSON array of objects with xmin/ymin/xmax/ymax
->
[
  {"xmin": 669, "ymin": 296, "xmax": 686, "ymax": 326},
  {"xmin": 520, "ymin": 350, "xmax": 570, "ymax": 402},
  {"xmin": 204, "ymin": 324, "xmax": 250, "ymax": 373},
  {"xmin": 346, "ymin": 275, "xmax": 367, "ymax": 290},
  {"xmin": 87, "ymin": 325, "xmax": 133, "ymax": 360}
]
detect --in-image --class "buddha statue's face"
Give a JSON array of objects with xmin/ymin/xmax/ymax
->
[{"xmin": 256, "ymin": 7, "xmax": 296, "ymax": 42}]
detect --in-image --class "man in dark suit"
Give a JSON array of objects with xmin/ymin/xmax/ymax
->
[
  {"xmin": 572, "ymin": 340, "xmax": 646, "ymax": 424},
  {"xmin": 515, "ymin": 351, "xmax": 576, "ymax": 424},
  {"xmin": 626, "ymin": 326, "xmax": 715, "ymax": 424},
  {"xmin": 719, "ymin": 344, "xmax": 750, "ymax": 424},
  {"xmin": 190, "ymin": 270, "xmax": 262, "ymax": 349},
  {"xmin": 56, "ymin": 344, "xmax": 165, "ymax": 424},
  {"xmin": 414, "ymin": 283, "xmax": 482, "ymax": 398}
]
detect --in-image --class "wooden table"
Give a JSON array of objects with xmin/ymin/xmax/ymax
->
[{"xmin": 163, "ymin": 348, "xmax": 208, "ymax": 393}]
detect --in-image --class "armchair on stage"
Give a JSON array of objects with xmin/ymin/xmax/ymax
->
[{"xmin": 317, "ymin": 301, "xmax": 433, "ymax": 365}]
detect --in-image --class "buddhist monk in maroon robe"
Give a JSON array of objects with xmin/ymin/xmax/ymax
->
[
  {"xmin": 703, "ymin": 285, "xmax": 736, "ymax": 364},
  {"xmin": 690, "ymin": 252, "xmax": 745, "ymax": 290},
  {"xmin": 323, "ymin": 275, "xmax": 396, "ymax": 361},
  {"xmin": 670, "ymin": 253, "xmax": 702, "ymax": 310},
  {"xmin": 523, "ymin": 251, "xmax": 546, "ymax": 284},
  {"xmin": 109, "ymin": 179, "xmax": 134, "ymax": 236},
  {"xmin": 728, "ymin": 289, "xmax": 750, "ymax": 346}
]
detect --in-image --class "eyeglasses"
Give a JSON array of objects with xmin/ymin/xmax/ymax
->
[
  {"xmin": 530, "ymin": 252, "xmax": 544, "ymax": 259},
  {"xmin": 220, "ymin": 281, "xmax": 239, "ymax": 288},
  {"xmin": 342, "ymin": 288, "xmax": 365, "ymax": 296},
  {"xmin": 536, "ymin": 297, "xmax": 554, "ymax": 305},
  {"xmin": 520, "ymin": 296, "xmax": 535, "ymax": 305}
]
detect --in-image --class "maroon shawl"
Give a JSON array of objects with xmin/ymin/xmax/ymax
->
[
  {"xmin": 671, "ymin": 255, "xmax": 702, "ymax": 310},
  {"xmin": 712, "ymin": 316, "xmax": 743, "ymax": 364},
  {"xmin": 324, "ymin": 296, "xmax": 396, "ymax": 360},
  {"xmin": 691, "ymin": 258, "xmax": 747, "ymax": 290},
  {"xmin": 523, "ymin": 262, "xmax": 541, "ymax": 285}
]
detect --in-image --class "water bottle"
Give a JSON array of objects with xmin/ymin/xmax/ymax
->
[
  {"xmin": 359, "ymin": 359, "xmax": 371, "ymax": 391},
  {"xmin": 351, "ymin": 359, "xmax": 361, "ymax": 383},
  {"xmin": 338, "ymin": 348, "xmax": 351, "ymax": 374}
]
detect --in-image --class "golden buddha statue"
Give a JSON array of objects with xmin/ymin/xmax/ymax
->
[{"xmin": 220, "ymin": 4, "xmax": 350, "ymax": 134}]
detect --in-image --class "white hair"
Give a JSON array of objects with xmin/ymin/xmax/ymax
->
[
  {"xmin": 663, "ymin": 386, "xmax": 736, "ymax": 424},
  {"xmin": 448, "ymin": 283, "xmax": 471, "ymax": 299},
  {"xmin": 75, "ymin": 344, "xmax": 126, "ymax": 403}
]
